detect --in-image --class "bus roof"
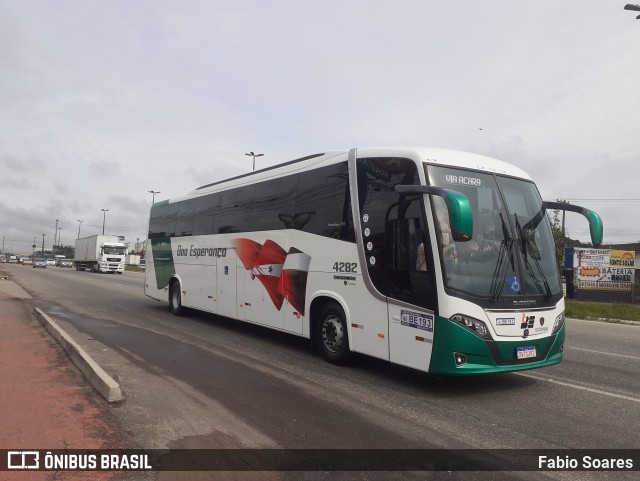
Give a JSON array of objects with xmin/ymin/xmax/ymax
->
[
  {"xmin": 355, "ymin": 147, "xmax": 533, "ymax": 181},
  {"xmin": 174, "ymin": 147, "xmax": 531, "ymax": 203},
  {"xmin": 188, "ymin": 151, "xmax": 348, "ymax": 197}
]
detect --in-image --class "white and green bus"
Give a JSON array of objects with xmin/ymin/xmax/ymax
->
[{"xmin": 145, "ymin": 147, "xmax": 602, "ymax": 375}]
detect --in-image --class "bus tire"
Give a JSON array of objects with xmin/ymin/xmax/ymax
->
[
  {"xmin": 315, "ymin": 301, "xmax": 351, "ymax": 365},
  {"xmin": 169, "ymin": 280, "xmax": 185, "ymax": 316}
]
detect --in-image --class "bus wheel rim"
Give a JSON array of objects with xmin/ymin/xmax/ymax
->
[{"xmin": 321, "ymin": 315, "xmax": 343, "ymax": 353}]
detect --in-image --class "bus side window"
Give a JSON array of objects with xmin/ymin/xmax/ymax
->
[
  {"xmin": 219, "ymin": 186, "xmax": 255, "ymax": 233},
  {"xmin": 176, "ymin": 199, "xmax": 195, "ymax": 237},
  {"xmin": 295, "ymin": 162, "xmax": 353, "ymax": 240},
  {"xmin": 252, "ymin": 176, "xmax": 297, "ymax": 231},
  {"xmin": 193, "ymin": 193, "xmax": 221, "ymax": 236},
  {"xmin": 148, "ymin": 204, "xmax": 164, "ymax": 239},
  {"xmin": 386, "ymin": 200, "xmax": 435, "ymax": 309},
  {"xmin": 150, "ymin": 203, "xmax": 177, "ymax": 239},
  {"xmin": 356, "ymin": 156, "xmax": 435, "ymax": 310}
]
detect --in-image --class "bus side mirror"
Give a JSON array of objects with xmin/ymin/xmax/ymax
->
[
  {"xmin": 542, "ymin": 201, "xmax": 604, "ymax": 247},
  {"xmin": 445, "ymin": 190, "xmax": 474, "ymax": 242},
  {"xmin": 394, "ymin": 185, "xmax": 473, "ymax": 242}
]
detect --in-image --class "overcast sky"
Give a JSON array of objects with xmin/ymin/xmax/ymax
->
[{"xmin": 1, "ymin": 0, "xmax": 639, "ymax": 254}]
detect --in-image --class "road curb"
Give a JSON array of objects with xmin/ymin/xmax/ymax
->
[
  {"xmin": 567, "ymin": 316, "xmax": 640, "ymax": 327},
  {"xmin": 33, "ymin": 307, "xmax": 124, "ymax": 403}
]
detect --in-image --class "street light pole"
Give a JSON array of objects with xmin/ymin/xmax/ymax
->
[
  {"xmin": 77, "ymin": 220, "xmax": 83, "ymax": 239},
  {"xmin": 57, "ymin": 227, "xmax": 62, "ymax": 248},
  {"xmin": 101, "ymin": 209, "xmax": 109, "ymax": 235},
  {"xmin": 245, "ymin": 151, "xmax": 264, "ymax": 171},
  {"xmin": 148, "ymin": 190, "xmax": 160, "ymax": 204},
  {"xmin": 42, "ymin": 234, "xmax": 45, "ymax": 260}
]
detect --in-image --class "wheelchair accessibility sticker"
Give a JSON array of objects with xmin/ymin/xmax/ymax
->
[{"xmin": 509, "ymin": 275, "xmax": 520, "ymax": 293}]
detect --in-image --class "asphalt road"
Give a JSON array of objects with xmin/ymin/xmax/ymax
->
[{"xmin": 4, "ymin": 263, "xmax": 640, "ymax": 480}]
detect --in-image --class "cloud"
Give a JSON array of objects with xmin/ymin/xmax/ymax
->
[{"xmin": 0, "ymin": 1, "xmax": 637, "ymax": 248}]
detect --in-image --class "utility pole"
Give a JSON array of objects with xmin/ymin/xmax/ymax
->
[
  {"xmin": 77, "ymin": 220, "xmax": 84, "ymax": 239},
  {"xmin": 54, "ymin": 219, "xmax": 59, "ymax": 251},
  {"xmin": 42, "ymin": 234, "xmax": 45, "ymax": 260},
  {"xmin": 102, "ymin": 209, "xmax": 109, "ymax": 235},
  {"xmin": 556, "ymin": 199, "xmax": 569, "ymax": 236}
]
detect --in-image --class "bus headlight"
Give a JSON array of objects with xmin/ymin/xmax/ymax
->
[
  {"xmin": 450, "ymin": 314, "xmax": 491, "ymax": 339},
  {"xmin": 552, "ymin": 312, "xmax": 565, "ymax": 334}
]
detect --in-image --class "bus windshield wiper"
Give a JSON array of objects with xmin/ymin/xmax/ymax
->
[
  {"xmin": 489, "ymin": 213, "xmax": 515, "ymax": 303},
  {"xmin": 515, "ymin": 214, "xmax": 553, "ymax": 301}
]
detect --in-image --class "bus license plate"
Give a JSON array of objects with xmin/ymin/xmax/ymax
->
[{"xmin": 516, "ymin": 346, "xmax": 536, "ymax": 359}]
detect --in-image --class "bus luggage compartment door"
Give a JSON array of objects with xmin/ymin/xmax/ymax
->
[{"xmin": 217, "ymin": 256, "xmax": 237, "ymax": 319}]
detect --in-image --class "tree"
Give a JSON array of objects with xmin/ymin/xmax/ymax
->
[
  {"xmin": 548, "ymin": 211, "xmax": 586, "ymax": 268},
  {"xmin": 57, "ymin": 245, "xmax": 75, "ymax": 258}
]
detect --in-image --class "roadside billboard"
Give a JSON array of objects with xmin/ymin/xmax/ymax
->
[
  {"xmin": 573, "ymin": 248, "xmax": 634, "ymax": 292},
  {"xmin": 565, "ymin": 247, "xmax": 636, "ymax": 302}
]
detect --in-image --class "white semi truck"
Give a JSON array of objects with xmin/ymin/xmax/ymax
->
[{"xmin": 74, "ymin": 235, "xmax": 126, "ymax": 273}]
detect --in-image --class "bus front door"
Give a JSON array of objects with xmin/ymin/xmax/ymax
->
[
  {"xmin": 354, "ymin": 154, "xmax": 436, "ymax": 372},
  {"xmin": 385, "ymin": 200, "xmax": 436, "ymax": 372}
]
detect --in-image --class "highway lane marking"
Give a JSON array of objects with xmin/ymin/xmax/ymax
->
[
  {"xmin": 565, "ymin": 346, "xmax": 640, "ymax": 361},
  {"xmin": 514, "ymin": 372, "xmax": 640, "ymax": 404}
]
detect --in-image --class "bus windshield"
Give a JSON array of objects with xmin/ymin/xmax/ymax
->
[{"xmin": 427, "ymin": 165, "xmax": 561, "ymax": 303}]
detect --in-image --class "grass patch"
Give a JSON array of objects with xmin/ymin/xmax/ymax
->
[
  {"xmin": 125, "ymin": 265, "xmax": 145, "ymax": 273},
  {"xmin": 565, "ymin": 299, "xmax": 640, "ymax": 322}
]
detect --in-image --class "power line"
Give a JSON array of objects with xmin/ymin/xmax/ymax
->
[{"xmin": 563, "ymin": 198, "xmax": 640, "ymax": 202}]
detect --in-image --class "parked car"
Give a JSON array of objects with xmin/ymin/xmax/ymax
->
[
  {"xmin": 58, "ymin": 259, "xmax": 74, "ymax": 268},
  {"xmin": 33, "ymin": 258, "xmax": 47, "ymax": 268}
]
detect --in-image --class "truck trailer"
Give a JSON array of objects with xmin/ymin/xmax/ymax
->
[{"xmin": 74, "ymin": 235, "xmax": 126, "ymax": 273}]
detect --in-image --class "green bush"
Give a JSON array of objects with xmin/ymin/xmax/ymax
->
[{"xmin": 565, "ymin": 299, "xmax": 640, "ymax": 322}]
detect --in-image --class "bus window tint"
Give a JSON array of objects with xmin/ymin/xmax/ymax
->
[
  {"xmin": 165, "ymin": 204, "xmax": 178, "ymax": 238},
  {"xmin": 148, "ymin": 204, "xmax": 164, "ymax": 238},
  {"xmin": 218, "ymin": 186, "xmax": 255, "ymax": 233},
  {"xmin": 355, "ymin": 157, "xmax": 425, "ymax": 301},
  {"xmin": 176, "ymin": 199, "xmax": 195, "ymax": 237},
  {"xmin": 295, "ymin": 162, "xmax": 353, "ymax": 240},
  {"xmin": 149, "ymin": 203, "xmax": 178, "ymax": 238},
  {"xmin": 252, "ymin": 177, "xmax": 297, "ymax": 231},
  {"xmin": 193, "ymin": 193, "xmax": 220, "ymax": 236},
  {"xmin": 386, "ymin": 198, "xmax": 434, "ymax": 308}
]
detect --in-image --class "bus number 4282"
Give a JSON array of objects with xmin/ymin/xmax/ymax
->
[{"xmin": 333, "ymin": 262, "xmax": 357, "ymax": 273}]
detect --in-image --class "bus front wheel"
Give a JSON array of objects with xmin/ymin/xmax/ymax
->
[
  {"xmin": 169, "ymin": 281, "xmax": 185, "ymax": 316},
  {"xmin": 315, "ymin": 302, "xmax": 351, "ymax": 365}
]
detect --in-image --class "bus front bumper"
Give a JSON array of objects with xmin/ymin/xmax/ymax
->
[{"xmin": 429, "ymin": 317, "xmax": 565, "ymax": 376}]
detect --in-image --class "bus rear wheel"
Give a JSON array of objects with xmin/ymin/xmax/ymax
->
[
  {"xmin": 315, "ymin": 302, "xmax": 351, "ymax": 365},
  {"xmin": 169, "ymin": 281, "xmax": 185, "ymax": 316}
]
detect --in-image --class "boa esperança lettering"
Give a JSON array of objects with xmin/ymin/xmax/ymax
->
[{"xmin": 176, "ymin": 245, "xmax": 227, "ymax": 259}]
